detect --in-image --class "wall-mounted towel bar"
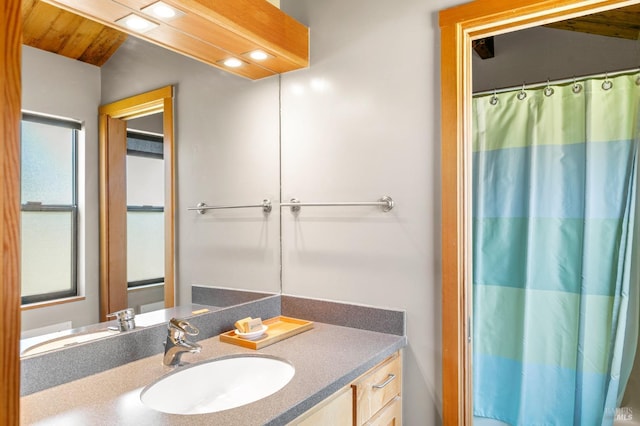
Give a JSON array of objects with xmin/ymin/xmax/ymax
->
[
  {"xmin": 188, "ymin": 199, "xmax": 272, "ymax": 214},
  {"xmin": 280, "ymin": 196, "xmax": 394, "ymax": 213}
]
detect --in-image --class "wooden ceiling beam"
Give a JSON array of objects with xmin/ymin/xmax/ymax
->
[
  {"xmin": 544, "ymin": 16, "xmax": 640, "ymax": 39},
  {"xmin": 544, "ymin": 4, "xmax": 640, "ymax": 40},
  {"xmin": 472, "ymin": 37, "xmax": 495, "ymax": 59}
]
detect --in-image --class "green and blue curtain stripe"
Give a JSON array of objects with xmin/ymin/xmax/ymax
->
[{"xmin": 472, "ymin": 73, "xmax": 640, "ymax": 425}]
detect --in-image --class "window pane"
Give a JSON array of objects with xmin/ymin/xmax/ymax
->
[
  {"xmin": 127, "ymin": 155, "xmax": 164, "ymax": 206},
  {"xmin": 127, "ymin": 133, "xmax": 163, "ymax": 157},
  {"xmin": 21, "ymin": 211, "xmax": 73, "ymax": 297},
  {"xmin": 127, "ymin": 211, "xmax": 164, "ymax": 282},
  {"xmin": 21, "ymin": 121, "xmax": 74, "ymax": 204}
]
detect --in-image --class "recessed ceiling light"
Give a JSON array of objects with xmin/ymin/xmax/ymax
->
[
  {"xmin": 247, "ymin": 50, "xmax": 271, "ymax": 61},
  {"xmin": 222, "ymin": 58, "xmax": 243, "ymax": 68},
  {"xmin": 115, "ymin": 14, "xmax": 159, "ymax": 33},
  {"xmin": 141, "ymin": 1, "xmax": 185, "ymax": 21}
]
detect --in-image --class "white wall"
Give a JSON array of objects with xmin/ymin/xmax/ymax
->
[
  {"xmin": 279, "ymin": 0, "xmax": 457, "ymax": 423},
  {"xmin": 473, "ymin": 26, "xmax": 640, "ymax": 92},
  {"xmin": 101, "ymin": 36, "xmax": 282, "ymax": 303},
  {"xmin": 21, "ymin": 46, "xmax": 101, "ymax": 331},
  {"xmin": 128, "ymin": 113, "xmax": 163, "ymax": 134}
]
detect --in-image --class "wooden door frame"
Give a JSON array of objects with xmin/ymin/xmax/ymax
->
[
  {"xmin": 1, "ymin": 0, "xmax": 21, "ymax": 423},
  {"xmin": 439, "ymin": 0, "xmax": 640, "ymax": 424},
  {"xmin": 98, "ymin": 86, "xmax": 175, "ymax": 320}
]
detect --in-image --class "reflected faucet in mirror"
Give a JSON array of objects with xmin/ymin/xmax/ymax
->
[
  {"xmin": 163, "ymin": 318, "xmax": 201, "ymax": 366},
  {"xmin": 106, "ymin": 308, "xmax": 136, "ymax": 332}
]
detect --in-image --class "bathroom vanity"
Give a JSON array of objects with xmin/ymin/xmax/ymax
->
[{"xmin": 20, "ymin": 295, "xmax": 406, "ymax": 425}]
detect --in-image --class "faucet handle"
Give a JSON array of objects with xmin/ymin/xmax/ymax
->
[
  {"xmin": 169, "ymin": 318, "xmax": 199, "ymax": 336},
  {"xmin": 107, "ymin": 308, "xmax": 136, "ymax": 331},
  {"xmin": 108, "ymin": 308, "xmax": 135, "ymax": 320}
]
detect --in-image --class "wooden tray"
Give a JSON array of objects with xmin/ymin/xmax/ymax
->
[{"xmin": 219, "ymin": 316, "xmax": 313, "ymax": 350}]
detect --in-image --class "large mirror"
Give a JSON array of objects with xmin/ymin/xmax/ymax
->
[
  {"xmin": 20, "ymin": 1, "xmax": 281, "ymax": 346},
  {"xmin": 439, "ymin": 0, "xmax": 640, "ymax": 424}
]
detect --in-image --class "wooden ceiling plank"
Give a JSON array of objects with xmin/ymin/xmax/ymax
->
[
  {"xmin": 78, "ymin": 27, "xmax": 128, "ymax": 67},
  {"xmin": 22, "ymin": 1, "xmax": 64, "ymax": 45},
  {"xmin": 37, "ymin": 6, "xmax": 86, "ymax": 53},
  {"xmin": 57, "ymin": 18, "xmax": 107, "ymax": 60},
  {"xmin": 21, "ymin": 0, "xmax": 38, "ymax": 19},
  {"xmin": 543, "ymin": 4, "xmax": 640, "ymax": 39},
  {"xmin": 598, "ymin": 9, "xmax": 640, "ymax": 22},
  {"xmin": 545, "ymin": 19, "xmax": 640, "ymax": 39},
  {"xmin": 92, "ymin": 34, "xmax": 128, "ymax": 68},
  {"xmin": 25, "ymin": 0, "xmax": 129, "ymax": 66},
  {"xmin": 567, "ymin": 10, "xmax": 640, "ymax": 27}
]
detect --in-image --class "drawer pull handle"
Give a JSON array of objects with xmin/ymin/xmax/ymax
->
[{"xmin": 372, "ymin": 373, "xmax": 396, "ymax": 389}]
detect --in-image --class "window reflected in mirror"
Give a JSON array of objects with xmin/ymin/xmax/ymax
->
[
  {"xmin": 20, "ymin": 113, "xmax": 80, "ymax": 304},
  {"xmin": 126, "ymin": 128, "xmax": 165, "ymax": 312}
]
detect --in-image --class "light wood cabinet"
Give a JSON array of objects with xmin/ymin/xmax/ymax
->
[
  {"xmin": 353, "ymin": 352, "xmax": 402, "ymax": 425},
  {"xmin": 364, "ymin": 396, "xmax": 402, "ymax": 426},
  {"xmin": 289, "ymin": 351, "xmax": 402, "ymax": 426},
  {"xmin": 289, "ymin": 385, "xmax": 353, "ymax": 426}
]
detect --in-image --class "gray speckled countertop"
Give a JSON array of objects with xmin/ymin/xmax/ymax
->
[{"xmin": 21, "ymin": 322, "xmax": 406, "ymax": 425}]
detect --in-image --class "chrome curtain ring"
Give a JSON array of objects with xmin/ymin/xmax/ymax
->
[
  {"xmin": 601, "ymin": 73, "xmax": 613, "ymax": 91},
  {"xmin": 489, "ymin": 89, "xmax": 499, "ymax": 105},
  {"xmin": 571, "ymin": 76, "xmax": 582, "ymax": 94},
  {"xmin": 544, "ymin": 79, "xmax": 554, "ymax": 97},
  {"xmin": 517, "ymin": 82, "xmax": 527, "ymax": 100}
]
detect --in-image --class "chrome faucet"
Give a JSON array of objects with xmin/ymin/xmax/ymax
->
[
  {"xmin": 163, "ymin": 318, "xmax": 201, "ymax": 366},
  {"xmin": 107, "ymin": 308, "xmax": 136, "ymax": 331}
]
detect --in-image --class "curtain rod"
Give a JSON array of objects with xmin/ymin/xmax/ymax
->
[{"xmin": 473, "ymin": 66, "xmax": 640, "ymax": 97}]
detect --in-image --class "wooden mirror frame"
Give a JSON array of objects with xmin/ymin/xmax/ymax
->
[
  {"xmin": 439, "ymin": 0, "xmax": 640, "ymax": 424},
  {"xmin": 1, "ymin": 0, "xmax": 21, "ymax": 423},
  {"xmin": 98, "ymin": 86, "xmax": 175, "ymax": 321}
]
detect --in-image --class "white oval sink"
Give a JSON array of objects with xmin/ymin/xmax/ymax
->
[{"xmin": 140, "ymin": 355, "xmax": 295, "ymax": 415}]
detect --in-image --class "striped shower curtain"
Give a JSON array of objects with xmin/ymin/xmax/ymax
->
[{"xmin": 472, "ymin": 73, "xmax": 640, "ymax": 425}]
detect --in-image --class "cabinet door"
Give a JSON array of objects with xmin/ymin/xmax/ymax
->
[
  {"xmin": 289, "ymin": 385, "xmax": 353, "ymax": 426},
  {"xmin": 365, "ymin": 396, "xmax": 402, "ymax": 426},
  {"xmin": 353, "ymin": 353, "xmax": 402, "ymax": 424}
]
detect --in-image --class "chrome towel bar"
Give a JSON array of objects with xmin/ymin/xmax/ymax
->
[
  {"xmin": 188, "ymin": 199, "xmax": 272, "ymax": 214},
  {"xmin": 280, "ymin": 196, "xmax": 394, "ymax": 213}
]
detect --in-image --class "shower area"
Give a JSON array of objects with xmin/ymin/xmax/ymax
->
[
  {"xmin": 472, "ymin": 71, "xmax": 640, "ymax": 425},
  {"xmin": 470, "ymin": 22, "xmax": 640, "ymax": 426}
]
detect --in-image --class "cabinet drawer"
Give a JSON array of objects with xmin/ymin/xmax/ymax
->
[
  {"xmin": 289, "ymin": 385, "xmax": 353, "ymax": 426},
  {"xmin": 353, "ymin": 352, "xmax": 402, "ymax": 425},
  {"xmin": 365, "ymin": 396, "xmax": 402, "ymax": 426}
]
